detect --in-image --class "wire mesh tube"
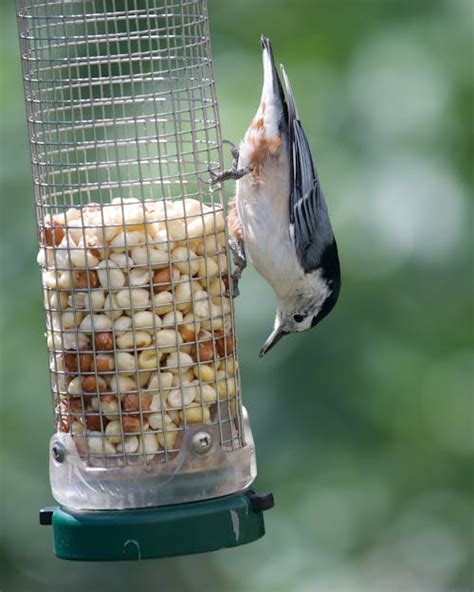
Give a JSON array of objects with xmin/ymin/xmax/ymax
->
[{"xmin": 16, "ymin": 0, "xmax": 256, "ymax": 510}]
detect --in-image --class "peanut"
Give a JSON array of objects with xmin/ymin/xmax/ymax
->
[
  {"xmin": 128, "ymin": 267, "xmax": 151, "ymax": 287},
  {"xmin": 132, "ymin": 311, "xmax": 162, "ymax": 331},
  {"xmin": 85, "ymin": 412, "xmax": 103, "ymax": 431},
  {"xmin": 103, "ymin": 293, "xmax": 122, "ymax": 320},
  {"xmin": 179, "ymin": 325, "xmax": 196, "ymax": 342},
  {"xmin": 116, "ymin": 351, "xmax": 137, "ymax": 373},
  {"xmin": 115, "ymin": 288, "xmax": 150, "ymax": 310},
  {"xmin": 137, "ymin": 433, "xmax": 159, "ymax": 458},
  {"xmin": 168, "ymin": 385, "xmax": 196, "ymax": 408},
  {"xmin": 152, "ymin": 266, "xmax": 179, "ymax": 293},
  {"xmin": 97, "ymin": 259, "xmax": 126, "ymax": 289},
  {"xmin": 179, "ymin": 406, "xmax": 211, "ymax": 424},
  {"xmin": 148, "ymin": 412, "xmax": 173, "ymax": 431},
  {"xmin": 42, "ymin": 221, "xmax": 65, "ymax": 247},
  {"xmin": 95, "ymin": 332, "xmax": 114, "ymax": 351},
  {"xmin": 162, "ymin": 310, "xmax": 183, "ymax": 327},
  {"xmin": 147, "ymin": 371, "xmax": 173, "ymax": 393},
  {"xmin": 123, "ymin": 393, "xmax": 152, "ymax": 413},
  {"xmin": 192, "ymin": 331, "xmax": 215, "ymax": 362},
  {"xmin": 94, "ymin": 354, "xmax": 114, "ymax": 373},
  {"xmin": 79, "ymin": 352, "xmax": 94, "ymax": 372},
  {"xmin": 67, "ymin": 376, "xmax": 82, "ymax": 396},
  {"xmin": 109, "ymin": 374, "xmax": 136, "ymax": 395},
  {"xmin": 100, "ymin": 394, "xmax": 120, "ymax": 419},
  {"xmin": 86, "ymin": 432, "xmax": 115, "ymax": 455},
  {"xmin": 116, "ymin": 330, "xmax": 152, "ymax": 350},
  {"xmin": 138, "ymin": 349, "xmax": 161, "ymax": 369},
  {"xmin": 155, "ymin": 329, "xmax": 182, "ymax": 353},
  {"xmin": 164, "ymin": 219, "xmax": 186, "ymax": 241},
  {"xmin": 153, "ymin": 291, "xmax": 174, "ymax": 315},
  {"xmin": 171, "ymin": 246, "xmax": 199, "ymax": 275},
  {"xmin": 171, "ymin": 369, "xmax": 194, "ymax": 387},
  {"xmin": 175, "ymin": 279, "xmax": 193, "ymax": 312},
  {"xmin": 61, "ymin": 311, "xmax": 84, "ymax": 330},
  {"xmin": 111, "ymin": 230, "xmax": 146, "ymax": 252},
  {"xmin": 123, "ymin": 416, "xmax": 141, "ymax": 433},
  {"xmin": 193, "ymin": 363, "xmax": 216, "ymax": 383},
  {"xmin": 105, "ymin": 420, "xmax": 124, "ymax": 444},
  {"xmin": 73, "ymin": 270, "xmax": 99, "ymax": 290},
  {"xmin": 216, "ymin": 374, "xmax": 237, "ymax": 400},
  {"xmin": 69, "ymin": 248, "xmax": 100, "ymax": 269},
  {"xmin": 197, "ymin": 256, "xmax": 219, "ymax": 280},
  {"xmin": 214, "ymin": 330, "xmax": 234, "ymax": 357},
  {"xmin": 195, "ymin": 384, "xmax": 217, "ymax": 405},
  {"xmin": 156, "ymin": 425, "xmax": 178, "ymax": 450},
  {"xmin": 64, "ymin": 352, "xmax": 78, "ymax": 373},
  {"xmin": 138, "ymin": 370, "xmax": 151, "ymax": 387},
  {"xmin": 114, "ymin": 315, "xmax": 133, "ymax": 333},
  {"xmin": 71, "ymin": 421, "xmax": 84, "ymax": 434},
  {"xmin": 165, "ymin": 351, "xmax": 194, "ymax": 374},
  {"xmin": 131, "ymin": 246, "xmax": 168, "ymax": 268},
  {"xmin": 116, "ymin": 435, "xmax": 139, "ymax": 454},
  {"xmin": 82, "ymin": 375, "xmax": 107, "ymax": 393},
  {"xmin": 80, "ymin": 313, "xmax": 112, "ymax": 333}
]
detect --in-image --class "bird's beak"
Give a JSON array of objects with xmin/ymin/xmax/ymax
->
[{"xmin": 259, "ymin": 326, "xmax": 288, "ymax": 358}]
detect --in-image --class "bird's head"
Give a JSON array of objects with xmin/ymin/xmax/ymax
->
[{"xmin": 259, "ymin": 264, "xmax": 341, "ymax": 357}]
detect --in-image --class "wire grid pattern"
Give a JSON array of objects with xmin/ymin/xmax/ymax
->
[{"xmin": 17, "ymin": 0, "xmax": 244, "ymax": 468}]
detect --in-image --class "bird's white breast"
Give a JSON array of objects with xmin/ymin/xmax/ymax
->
[{"xmin": 235, "ymin": 153, "xmax": 302, "ymax": 300}]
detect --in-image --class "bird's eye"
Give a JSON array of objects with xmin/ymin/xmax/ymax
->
[{"xmin": 293, "ymin": 314, "xmax": 305, "ymax": 323}]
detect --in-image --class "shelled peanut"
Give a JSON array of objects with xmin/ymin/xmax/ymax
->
[{"xmin": 39, "ymin": 198, "xmax": 239, "ymax": 463}]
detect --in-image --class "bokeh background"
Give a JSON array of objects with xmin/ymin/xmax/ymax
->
[{"xmin": 1, "ymin": 0, "xmax": 472, "ymax": 591}]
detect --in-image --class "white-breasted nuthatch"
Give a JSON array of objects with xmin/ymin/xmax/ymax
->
[{"xmin": 213, "ymin": 35, "xmax": 341, "ymax": 357}]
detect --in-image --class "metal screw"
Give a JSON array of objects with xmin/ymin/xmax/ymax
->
[
  {"xmin": 52, "ymin": 441, "xmax": 65, "ymax": 463},
  {"xmin": 192, "ymin": 431, "xmax": 212, "ymax": 455}
]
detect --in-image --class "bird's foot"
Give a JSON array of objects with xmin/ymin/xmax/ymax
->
[
  {"xmin": 222, "ymin": 139, "xmax": 240, "ymax": 169},
  {"xmin": 208, "ymin": 165, "xmax": 252, "ymax": 186},
  {"xmin": 225, "ymin": 239, "xmax": 247, "ymax": 298},
  {"xmin": 207, "ymin": 140, "xmax": 252, "ymax": 186}
]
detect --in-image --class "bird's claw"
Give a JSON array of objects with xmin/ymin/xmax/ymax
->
[
  {"xmin": 224, "ymin": 270, "xmax": 243, "ymax": 299},
  {"xmin": 225, "ymin": 239, "xmax": 247, "ymax": 298},
  {"xmin": 221, "ymin": 139, "xmax": 240, "ymax": 168},
  {"xmin": 206, "ymin": 140, "xmax": 252, "ymax": 186},
  {"xmin": 226, "ymin": 270, "xmax": 243, "ymax": 299},
  {"xmin": 224, "ymin": 279, "xmax": 239, "ymax": 299},
  {"xmin": 209, "ymin": 165, "xmax": 252, "ymax": 186}
]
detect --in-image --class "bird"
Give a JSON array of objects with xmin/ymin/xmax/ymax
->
[{"xmin": 212, "ymin": 35, "xmax": 341, "ymax": 357}]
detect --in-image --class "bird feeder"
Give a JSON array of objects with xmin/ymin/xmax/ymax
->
[{"xmin": 16, "ymin": 0, "xmax": 273, "ymax": 561}]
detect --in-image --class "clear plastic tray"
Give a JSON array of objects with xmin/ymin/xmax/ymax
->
[{"xmin": 50, "ymin": 407, "xmax": 257, "ymax": 510}]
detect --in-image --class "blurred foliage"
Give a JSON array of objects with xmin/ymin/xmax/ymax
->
[{"xmin": 0, "ymin": 0, "xmax": 472, "ymax": 591}]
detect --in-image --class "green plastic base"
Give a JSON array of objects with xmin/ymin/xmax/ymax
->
[{"xmin": 40, "ymin": 489, "xmax": 273, "ymax": 561}]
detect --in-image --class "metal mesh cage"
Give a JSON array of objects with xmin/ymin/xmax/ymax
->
[{"xmin": 16, "ymin": 0, "xmax": 256, "ymax": 510}]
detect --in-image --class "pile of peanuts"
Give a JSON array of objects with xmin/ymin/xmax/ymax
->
[{"xmin": 39, "ymin": 197, "xmax": 239, "ymax": 465}]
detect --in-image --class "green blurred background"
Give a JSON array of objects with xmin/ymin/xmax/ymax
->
[{"xmin": 1, "ymin": 0, "xmax": 472, "ymax": 590}]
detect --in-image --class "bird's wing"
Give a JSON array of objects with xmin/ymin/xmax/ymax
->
[{"xmin": 280, "ymin": 65, "xmax": 333, "ymax": 273}]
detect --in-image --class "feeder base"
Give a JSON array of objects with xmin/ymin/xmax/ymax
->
[{"xmin": 40, "ymin": 488, "xmax": 274, "ymax": 561}]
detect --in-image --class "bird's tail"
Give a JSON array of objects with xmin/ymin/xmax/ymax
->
[{"xmin": 280, "ymin": 63, "xmax": 300, "ymax": 122}]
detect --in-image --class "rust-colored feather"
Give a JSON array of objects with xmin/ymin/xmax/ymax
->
[{"xmin": 227, "ymin": 196, "xmax": 243, "ymax": 242}]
